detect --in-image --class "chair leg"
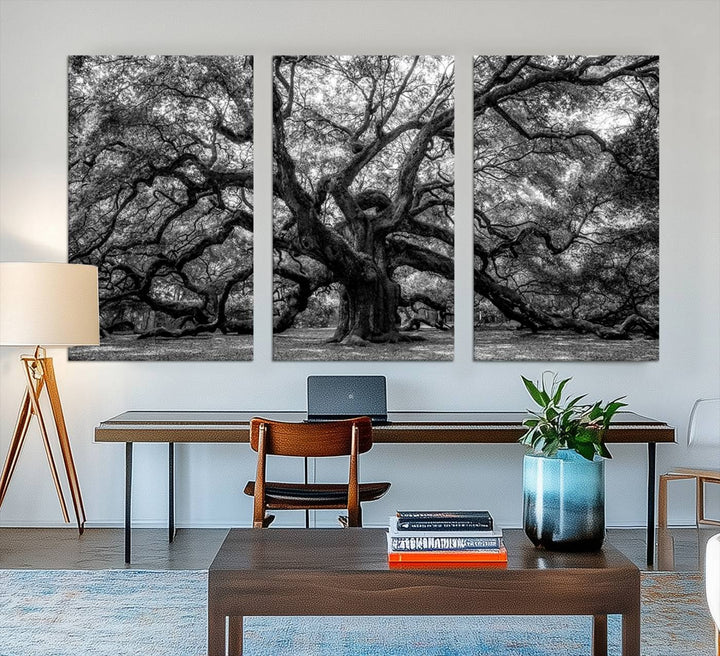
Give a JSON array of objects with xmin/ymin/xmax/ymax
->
[
  {"xmin": 697, "ymin": 477, "xmax": 704, "ymax": 527},
  {"xmin": 345, "ymin": 505, "xmax": 362, "ymax": 527},
  {"xmin": 656, "ymin": 526, "xmax": 675, "ymax": 571},
  {"xmin": 658, "ymin": 474, "xmax": 669, "ymax": 528}
]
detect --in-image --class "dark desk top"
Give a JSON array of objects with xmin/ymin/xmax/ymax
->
[{"xmin": 95, "ymin": 410, "xmax": 675, "ymax": 444}]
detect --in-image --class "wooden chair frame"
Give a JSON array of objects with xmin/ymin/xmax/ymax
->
[
  {"xmin": 658, "ymin": 468, "xmax": 720, "ymax": 528},
  {"xmin": 658, "ymin": 399, "xmax": 719, "ymax": 531},
  {"xmin": 245, "ymin": 416, "xmax": 388, "ymax": 529}
]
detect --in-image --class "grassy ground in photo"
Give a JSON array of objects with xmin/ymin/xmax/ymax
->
[
  {"xmin": 69, "ymin": 333, "xmax": 253, "ymax": 361},
  {"xmin": 474, "ymin": 327, "xmax": 659, "ymax": 361},
  {"xmin": 274, "ymin": 327, "xmax": 454, "ymax": 361}
]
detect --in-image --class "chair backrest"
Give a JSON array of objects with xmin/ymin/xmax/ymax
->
[
  {"xmin": 688, "ymin": 398, "xmax": 720, "ymax": 447},
  {"xmin": 249, "ymin": 417, "xmax": 373, "ymax": 457}
]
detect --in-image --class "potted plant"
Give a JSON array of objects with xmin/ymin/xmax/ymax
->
[{"xmin": 519, "ymin": 372, "xmax": 626, "ymax": 551}]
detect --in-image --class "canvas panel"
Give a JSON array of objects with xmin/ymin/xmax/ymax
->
[
  {"xmin": 272, "ymin": 55, "xmax": 455, "ymax": 361},
  {"xmin": 472, "ymin": 55, "xmax": 659, "ymax": 361},
  {"xmin": 68, "ymin": 55, "xmax": 254, "ymax": 361}
]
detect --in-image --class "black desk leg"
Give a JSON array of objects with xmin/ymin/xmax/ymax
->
[
  {"xmin": 169, "ymin": 443, "xmax": 175, "ymax": 542},
  {"xmin": 304, "ymin": 456, "xmax": 310, "ymax": 529},
  {"xmin": 125, "ymin": 442, "xmax": 133, "ymax": 565},
  {"xmin": 647, "ymin": 442, "xmax": 656, "ymax": 567}
]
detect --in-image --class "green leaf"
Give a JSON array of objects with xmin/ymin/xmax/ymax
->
[
  {"xmin": 566, "ymin": 395, "xmax": 586, "ymax": 409},
  {"xmin": 602, "ymin": 399, "xmax": 628, "ymax": 426},
  {"xmin": 552, "ymin": 377, "xmax": 571, "ymax": 404},
  {"xmin": 519, "ymin": 427, "xmax": 536, "ymax": 445},
  {"xmin": 546, "ymin": 438, "xmax": 561, "ymax": 457},
  {"xmin": 576, "ymin": 442, "xmax": 595, "ymax": 461},
  {"xmin": 538, "ymin": 373, "xmax": 554, "ymax": 404},
  {"xmin": 522, "ymin": 376, "xmax": 547, "ymax": 407},
  {"xmin": 574, "ymin": 429, "xmax": 595, "ymax": 443},
  {"xmin": 560, "ymin": 408, "xmax": 576, "ymax": 428},
  {"xmin": 588, "ymin": 403, "xmax": 603, "ymax": 421}
]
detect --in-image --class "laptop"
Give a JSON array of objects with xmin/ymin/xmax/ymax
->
[{"xmin": 306, "ymin": 375, "xmax": 388, "ymax": 425}]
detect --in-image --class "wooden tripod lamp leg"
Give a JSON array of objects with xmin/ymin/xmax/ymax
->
[
  {"xmin": 0, "ymin": 352, "xmax": 86, "ymax": 534},
  {"xmin": 21, "ymin": 356, "xmax": 71, "ymax": 524},
  {"xmin": 0, "ymin": 389, "xmax": 34, "ymax": 506},
  {"xmin": 42, "ymin": 357, "xmax": 86, "ymax": 533}
]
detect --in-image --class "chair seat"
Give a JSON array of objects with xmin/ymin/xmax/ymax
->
[{"xmin": 243, "ymin": 481, "xmax": 390, "ymax": 509}]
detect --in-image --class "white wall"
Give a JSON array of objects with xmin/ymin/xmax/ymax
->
[{"xmin": 1, "ymin": 0, "xmax": 718, "ymax": 530}]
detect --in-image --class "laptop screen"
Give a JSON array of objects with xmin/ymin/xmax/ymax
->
[{"xmin": 306, "ymin": 375, "xmax": 387, "ymax": 423}]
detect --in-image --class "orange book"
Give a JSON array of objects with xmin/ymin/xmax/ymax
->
[
  {"xmin": 389, "ymin": 560, "xmax": 507, "ymax": 569},
  {"xmin": 388, "ymin": 545, "xmax": 507, "ymax": 564}
]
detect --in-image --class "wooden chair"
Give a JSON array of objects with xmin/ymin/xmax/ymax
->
[
  {"xmin": 658, "ymin": 398, "xmax": 720, "ymax": 529},
  {"xmin": 243, "ymin": 417, "xmax": 390, "ymax": 528},
  {"xmin": 658, "ymin": 468, "xmax": 720, "ymax": 527}
]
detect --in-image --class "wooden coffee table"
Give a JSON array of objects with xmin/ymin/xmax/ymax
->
[{"xmin": 208, "ymin": 528, "xmax": 640, "ymax": 656}]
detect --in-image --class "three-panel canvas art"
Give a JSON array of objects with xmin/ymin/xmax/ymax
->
[{"xmin": 68, "ymin": 55, "xmax": 659, "ymax": 362}]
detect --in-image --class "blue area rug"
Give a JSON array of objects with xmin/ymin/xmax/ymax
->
[{"xmin": 0, "ymin": 569, "xmax": 714, "ymax": 655}]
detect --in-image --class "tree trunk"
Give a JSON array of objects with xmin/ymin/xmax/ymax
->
[
  {"xmin": 328, "ymin": 270, "xmax": 402, "ymax": 345},
  {"xmin": 273, "ymin": 281, "xmax": 312, "ymax": 333}
]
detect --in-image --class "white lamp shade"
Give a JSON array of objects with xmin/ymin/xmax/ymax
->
[{"xmin": 0, "ymin": 262, "xmax": 99, "ymax": 346}]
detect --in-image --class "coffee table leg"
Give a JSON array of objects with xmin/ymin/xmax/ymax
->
[
  {"xmin": 228, "ymin": 616, "xmax": 243, "ymax": 655},
  {"xmin": 208, "ymin": 612, "xmax": 226, "ymax": 656},
  {"xmin": 622, "ymin": 606, "xmax": 641, "ymax": 656},
  {"xmin": 592, "ymin": 615, "xmax": 607, "ymax": 656}
]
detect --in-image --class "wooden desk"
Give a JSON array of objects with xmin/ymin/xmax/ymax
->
[
  {"xmin": 94, "ymin": 411, "xmax": 675, "ymax": 564},
  {"xmin": 207, "ymin": 527, "xmax": 641, "ymax": 656}
]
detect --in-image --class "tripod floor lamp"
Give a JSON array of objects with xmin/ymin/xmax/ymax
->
[{"xmin": 0, "ymin": 262, "xmax": 99, "ymax": 533}]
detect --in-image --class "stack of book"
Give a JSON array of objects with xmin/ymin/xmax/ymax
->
[{"xmin": 387, "ymin": 510, "xmax": 507, "ymax": 567}]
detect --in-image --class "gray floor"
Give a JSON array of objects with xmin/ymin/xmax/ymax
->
[{"xmin": 0, "ymin": 525, "xmax": 716, "ymax": 571}]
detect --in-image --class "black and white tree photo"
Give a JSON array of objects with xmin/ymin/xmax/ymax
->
[
  {"xmin": 473, "ymin": 55, "xmax": 659, "ymax": 361},
  {"xmin": 272, "ymin": 55, "xmax": 454, "ymax": 361},
  {"xmin": 68, "ymin": 55, "xmax": 254, "ymax": 360}
]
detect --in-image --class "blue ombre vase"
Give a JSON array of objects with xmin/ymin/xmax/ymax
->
[{"xmin": 523, "ymin": 449, "xmax": 606, "ymax": 551}]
